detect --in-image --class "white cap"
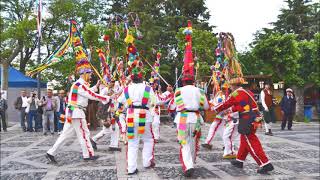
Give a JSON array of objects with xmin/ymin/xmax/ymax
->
[{"xmin": 286, "ymin": 88, "xmax": 293, "ymax": 92}]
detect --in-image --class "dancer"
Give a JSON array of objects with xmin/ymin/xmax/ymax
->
[
  {"xmin": 170, "ymin": 20, "xmax": 209, "ymax": 177},
  {"xmin": 202, "ymin": 85, "xmax": 238, "ymax": 159},
  {"xmin": 212, "ymin": 79, "xmax": 274, "ymax": 174},
  {"xmin": 117, "ymin": 61, "xmax": 156, "ymax": 175},
  {"xmin": 46, "ymin": 63, "xmax": 111, "ymax": 163},
  {"xmin": 91, "ymin": 79, "xmax": 122, "ymax": 151}
]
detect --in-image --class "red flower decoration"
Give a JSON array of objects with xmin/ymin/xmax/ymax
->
[
  {"xmin": 103, "ymin": 35, "xmax": 110, "ymax": 42},
  {"xmin": 127, "ymin": 44, "xmax": 137, "ymax": 54}
]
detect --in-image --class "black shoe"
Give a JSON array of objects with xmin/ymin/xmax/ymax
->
[
  {"xmin": 231, "ymin": 160, "xmax": 243, "ymax": 168},
  {"xmin": 90, "ymin": 139, "xmax": 97, "ymax": 150},
  {"xmin": 22, "ymin": 128, "xmax": 27, "ymax": 132},
  {"xmin": 109, "ymin": 147, "xmax": 121, "ymax": 152},
  {"xmin": 43, "ymin": 132, "xmax": 47, "ymax": 135},
  {"xmin": 257, "ymin": 163, "xmax": 274, "ymax": 174},
  {"xmin": 128, "ymin": 169, "xmax": 138, "ymax": 175},
  {"xmin": 265, "ymin": 130, "xmax": 273, "ymax": 136},
  {"xmin": 45, "ymin": 153, "xmax": 58, "ymax": 164},
  {"xmin": 84, "ymin": 155, "xmax": 99, "ymax": 161},
  {"xmin": 184, "ymin": 168, "xmax": 194, "ymax": 177},
  {"xmin": 201, "ymin": 143, "xmax": 212, "ymax": 150},
  {"xmin": 288, "ymin": 128, "xmax": 292, "ymax": 131},
  {"xmin": 269, "ymin": 129, "xmax": 273, "ymax": 136},
  {"xmin": 3, "ymin": 129, "xmax": 7, "ymax": 132}
]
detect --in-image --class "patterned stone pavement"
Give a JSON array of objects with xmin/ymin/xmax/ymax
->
[{"xmin": 1, "ymin": 120, "xmax": 319, "ymax": 180}]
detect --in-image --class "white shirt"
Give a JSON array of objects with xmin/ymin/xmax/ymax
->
[
  {"xmin": 172, "ymin": 85, "xmax": 209, "ymax": 124},
  {"xmin": 117, "ymin": 83, "xmax": 156, "ymax": 123},
  {"xmin": 67, "ymin": 78, "xmax": 110, "ymax": 118},
  {"xmin": 54, "ymin": 96, "xmax": 60, "ymax": 112},
  {"xmin": 260, "ymin": 89, "xmax": 271, "ymax": 111},
  {"xmin": 21, "ymin": 96, "xmax": 28, "ymax": 108}
]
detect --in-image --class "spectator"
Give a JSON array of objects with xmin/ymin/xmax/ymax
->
[
  {"xmin": 57, "ymin": 90, "xmax": 66, "ymax": 133},
  {"xmin": 0, "ymin": 92, "xmax": 8, "ymax": 132},
  {"xmin": 40, "ymin": 89, "xmax": 57, "ymax": 135},
  {"xmin": 260, "ymin": 82, "xmax": 275, "ymax": 136},
  {"xmin": 280, "ymin": 88, "xmax": 296, "ymax": 130},
  {"xmin": 26, "ymin": 91, "xmax": 41, "ymax": 132},
  {"xmin": 36, "ymin": 99, "xmax": 44, "ymax": 131},
  {"xmin": 14, "ymin": 90, "xmax": 29, "ymax": 132},
  {"xmin": 53, "ymin": 90, "xmax": 60, "ymax": 132}
]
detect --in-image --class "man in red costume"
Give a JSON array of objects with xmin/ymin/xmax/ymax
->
[{"xmin": 212, "ymin": 79, "xmax": 274, "ymax": 174}]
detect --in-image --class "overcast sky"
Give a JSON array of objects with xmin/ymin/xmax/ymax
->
[{"xmin": 206, "ymin": 0, "xmax": 287, "ymax": 51}]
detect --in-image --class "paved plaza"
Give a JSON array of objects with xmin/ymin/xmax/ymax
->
[{"xmin": 0, "ymin": 120, "xmax": 319, "ymax": 180}]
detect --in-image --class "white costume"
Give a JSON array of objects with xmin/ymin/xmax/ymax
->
[
  {"xmin": 117, "ymin": 82, "xmax": 156, "ymax": 174},
  {"xmin": 152, "ymin": 91, "xmax": 172, "ymax": 140},
  {"xmin": 170, "ymin": 85, "xmax": 209, "ymax": 172},
  {"xmin": 47, "ymin": 78, "xmax": 109, "ymax": 159},
  {"xmin": 204, "ymin": 91, "xmax": 239, "ymax": 156},
  {"xmin": 92, "ymin": 82, "xmax": 123, "ymax": 149}
]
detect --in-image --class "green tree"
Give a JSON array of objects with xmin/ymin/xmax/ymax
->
[
  {"xmin": 251, "ymin": 33, "xmax": 302, "ymax": 85},
  {"xmin": 273, "ymin": 0, "xmax": 319, "ymax": 40},
  {"xmin": 297, "ymin": 33, "xmax": 320, "ymax": 86},
  {"xmin": 0, "ymin": 0, "xmax": 37, "ymax": 74}
]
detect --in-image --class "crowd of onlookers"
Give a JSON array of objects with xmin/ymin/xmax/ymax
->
[
  {"xmin": 11, "ymin": 89, "xmax": 67, "ymax": 135},
  {"xmin": 0, "ymin": 86, "xmax": 297, "ymax": 134}
]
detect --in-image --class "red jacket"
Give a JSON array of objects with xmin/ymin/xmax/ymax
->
[{"xmin": 215, "ymin": 87, "xmax": 260, "ymax": 117}]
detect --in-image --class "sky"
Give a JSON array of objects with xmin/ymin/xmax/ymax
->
[{"xmin": 206, "ymin": 0, "xmax": 287, "ymax": 52}]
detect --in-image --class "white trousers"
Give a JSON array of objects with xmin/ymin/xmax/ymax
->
[
  {"xmin": 264, "ymin": 122, "xmax": 273, "ymax": 132},
  {"xmin": 92, "ymin": 126, "xmax": 108, "ymax": 142},
  {"xmin": 110, "ymin": 123, "xmax": 120, "ymax": 148},
  {"xmin": 47, "ymin": 118, "xmax": 94, "ymax": 158},
  {"xmin": 222, "ymin": 121, "xmax": 238, "ymax": 156},
  {"xmin": 205, "ymin": 120, "xmax": 223, "ymax": 144},
  {"xmin": 127, "ymin": 123, "xmax": 154, "ymax": 173},
  {"xmin": 119, "ymin": 113, "xmax": 127, "ymax": 134},
  {"xmin": 92, "ymin": 123, "xmax": 120, "ymax": 148},
  {"xmin": 152, "ymin": 114, "xmax": 160, "ymax": 140},
  {"xmin": 179, "ymin": 123, "xmax": 199, "ymax": 172}
]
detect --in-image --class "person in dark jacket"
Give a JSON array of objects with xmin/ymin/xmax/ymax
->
[
  {"xmin": 0, "ymin": 92, "xmax": 8, "ymax": 131},
  {"xmin": 280, "ymin": 88, "xmax": 296, "ymax": 130}
]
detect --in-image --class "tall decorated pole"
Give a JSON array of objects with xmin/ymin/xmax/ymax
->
[
  {"xmin": 149, "ymin": 51, "xmax": 161, "ymax": 86},
  {"xmin": 182, "ymin": 20, "xmax": 194, "ymax": 80},
  {"xmin": 36, "ymin": 0, "xmax": 42, "ymax": 96}
]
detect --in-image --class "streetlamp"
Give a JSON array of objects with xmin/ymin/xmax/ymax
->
[
  {"xmin": 259, "ymin": 81, "xmax": 264, "ymax": 89},
  {"xmin": 278, "ymin": 81, "xmax": 284, "ymax": 89}
]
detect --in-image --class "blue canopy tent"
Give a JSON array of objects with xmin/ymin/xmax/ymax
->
[
  {"xmin": 1, "ymin": 66, "xmax": 47, "ymax": 123},
  {"xmin": 0, "ymin": 66, "xmax": 47, "ymax": 88}
]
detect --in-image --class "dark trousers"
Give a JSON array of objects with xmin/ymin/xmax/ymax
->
[
  {"xmin": 37, "ymin": 113, "xmax": 43, "ymax": 129},
  {"xmin": 19, "ymin": 107, "xmax": 27, "ymax": 130},
  {"xmin": 54, "ymin": 112, "xmax": 59, "ymax": 132},
  {"xmin": 281, "ymin": 113, "xmax": 294, "ymax": 130},
  {"xmin": 0, "ymin": 111, "xmax": 7, "ymax": 130},
  {"xmin": 28, "ymin": 110, "xmax": 38, "ymax": 131}
]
